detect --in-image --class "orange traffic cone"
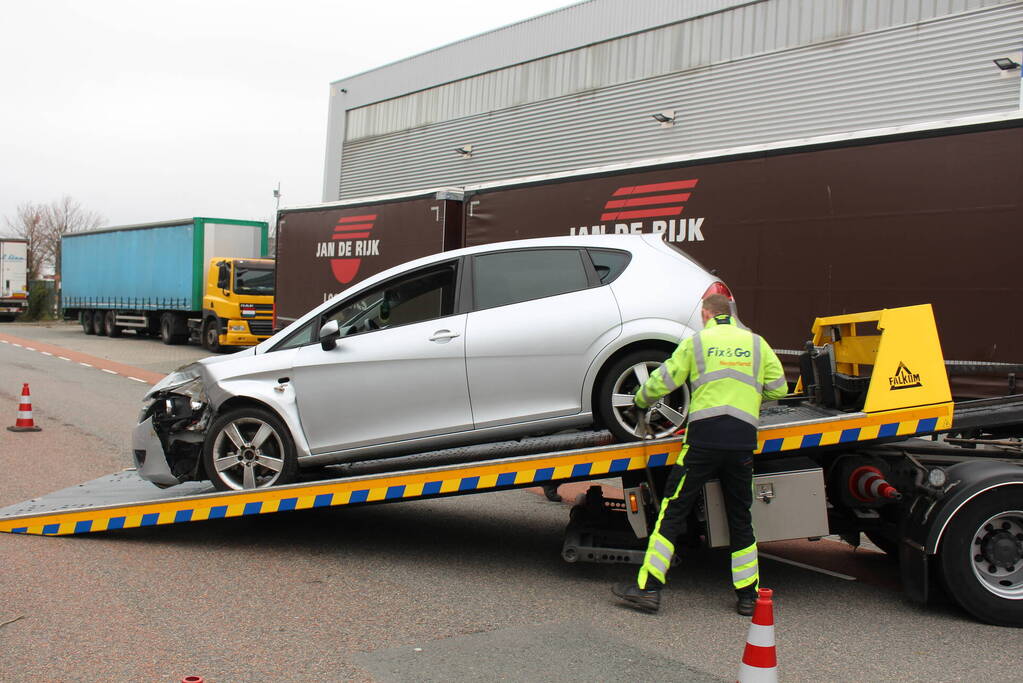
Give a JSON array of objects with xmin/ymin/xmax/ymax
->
[
  {"xmin": 7, "ymin": 383, "xmax": 41, "ymax": 432},
  {"xmin": 738, "ymin": 588, "xmax": 777, "ymax": 683}
]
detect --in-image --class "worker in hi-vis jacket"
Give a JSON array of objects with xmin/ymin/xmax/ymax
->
[{"xmin": 612, "ymin": 293, "xmax": 788, "ymax": 616}]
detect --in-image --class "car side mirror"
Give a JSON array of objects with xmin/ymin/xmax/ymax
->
[{"xmin": 319, "ymin": 319, "xmax": 341, "ymax": 351}]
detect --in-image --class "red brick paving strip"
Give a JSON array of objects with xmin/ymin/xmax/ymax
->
[{"xmin": 0, "ymin": 331, "xmax": 166, "ymax": 385}]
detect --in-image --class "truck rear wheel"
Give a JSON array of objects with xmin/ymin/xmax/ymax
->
[
  {"xmin": 104, "ymin": 311, "xmax": 122, "ymax": 338},
  {"xmin": 160, "ymin": 313, "xmax": 187, "ymax": 345},
  {"xmin": 93, "ymin": 310, "xmax": 107, "ymax": 336},
  {"xmin": 939, "ymin": 488, "xmax": 1023, "ymax": 626},
  {"xmin": 81, "ymin": 312, "xmax": 95, "ymax": 335}
]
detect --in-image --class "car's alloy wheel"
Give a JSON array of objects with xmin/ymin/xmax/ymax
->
[
  {"xmin": 599, "ymin": 350, "xmax": 690, "ymax": 441},
  {"xmin": 204, "ymin": 408, "xmax": 298, "ymax": 491}
]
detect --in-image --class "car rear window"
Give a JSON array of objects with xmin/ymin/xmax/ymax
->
[
  {"xmin": 587, "ymin": 249, "xmax": 631, "ymax": 284},
  {"xmin": 474, "ymin": 249, "xmax": 589, "ymax": 310}
]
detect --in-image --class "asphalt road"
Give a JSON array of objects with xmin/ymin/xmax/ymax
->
[{"xmin": 0, "ymin": 322, "xmax": 1020, "ymax": 682}]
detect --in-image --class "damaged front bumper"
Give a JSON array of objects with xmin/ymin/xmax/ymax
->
[
  {"xmin": 132, "ymin": 368, "xmax": 213, "ymax": 486},
  {"xmin": 132, "ymin": 417, "xmax": 181, "ymax": 487}
]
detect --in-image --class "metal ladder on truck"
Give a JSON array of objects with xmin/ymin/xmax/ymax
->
[{"xmin": 2, "ymin": 304, "xmax": 1021, "ymax": 626}]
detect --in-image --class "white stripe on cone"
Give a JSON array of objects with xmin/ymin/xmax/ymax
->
[
  {"xmin": 744, "ymin": 623, "xmax": 775, "ymax": 648},
  {"xmin": 738, "ymin": 662, "xmax": 778, "ymax": 683}
]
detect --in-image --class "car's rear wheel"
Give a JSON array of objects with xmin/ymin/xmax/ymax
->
[
  {"xmin": 203, "ymin": 407, "xmax": 298, "ymax": 491},
  {"xmin": 598, "ymin": 349, "xmax": 690, "ymax": 441}
]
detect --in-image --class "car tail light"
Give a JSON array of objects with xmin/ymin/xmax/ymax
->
[{"xmin": 703, "ymin": 281, "xmax": 733, "ymax": 300}]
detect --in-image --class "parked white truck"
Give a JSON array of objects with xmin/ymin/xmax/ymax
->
[{"xmin": 0, "ymin": 238, "xmax": 29, "ymax": 321}]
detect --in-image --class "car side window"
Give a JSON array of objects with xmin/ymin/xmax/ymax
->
[
  {"xmin": 323, "ymin": 261, "xmax": 458, "ymax": 337},
  {"xmin": 271, "ymin": 318, "xmax": 318, "ymax": 351},
  {"xmin": 587, "ymin": 249, "xmax": 631, "ymax": 285},
  {"xmin": 473, "ymin": 249, "xmax": 589, "ymax": 310}
]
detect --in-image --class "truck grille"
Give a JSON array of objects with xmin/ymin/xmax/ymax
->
[{"xmin": 249, "ymin": 320, "xmax": 274, "ymax": 336}]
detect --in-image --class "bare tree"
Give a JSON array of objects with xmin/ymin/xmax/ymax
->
[
  {"xmin": 3, "ymin": 202, "xmax": 47, "ymax": 281},
  {"xmin": 43, "ymin": 196, "xmax": 105, "ymax": 280}
]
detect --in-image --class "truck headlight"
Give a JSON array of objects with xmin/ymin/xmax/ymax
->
[{"xmin": 229, "ymin": 323, "xmax": 247, "ymax": 332}]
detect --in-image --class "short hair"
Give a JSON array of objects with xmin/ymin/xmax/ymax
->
[{"xmin": 702, "ymin": 293, "xmax": 732, "ymax": 316}]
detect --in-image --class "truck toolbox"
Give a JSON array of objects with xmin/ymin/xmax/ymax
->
[{"xmin": 704, "ymin": 460, "xmax": 829, "ymax": 547}]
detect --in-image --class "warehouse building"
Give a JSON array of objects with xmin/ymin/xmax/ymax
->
[{"xmin": 323, "ymin": 0, "xmax": 1022, "ymax": 201}]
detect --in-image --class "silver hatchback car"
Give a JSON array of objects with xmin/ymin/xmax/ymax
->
[{"xmin": 133, "ymin": 234, "xmax": 731, "ymax": 490}]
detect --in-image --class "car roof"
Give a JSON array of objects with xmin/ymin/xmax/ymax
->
[{"xmin": 415, "ymin": 233, "xmax": 654, "ymax": 264}]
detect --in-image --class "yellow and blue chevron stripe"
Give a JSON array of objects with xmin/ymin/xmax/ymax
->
[
  {"xmin": 0, "ymin": 441, "xmax": 680, "ymax": 536},
  {"xmin": 756, "ymin": 403, "xmax": 953, "ymax": 454}
]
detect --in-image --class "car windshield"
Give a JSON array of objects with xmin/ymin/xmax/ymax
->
[{"xmin": 234, "ymin": 263, "xmax": 275, "ymax": 295}]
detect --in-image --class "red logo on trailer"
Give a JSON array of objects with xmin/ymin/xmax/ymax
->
[
  {"xmin": 601, "ymin": 179, "xmax": 698, "ymax": 221},
  {"xmin": 569, "ymin": 178, "xmax": 705, "ymax": 242},
  {"xmin": 330, "ymin": 214, "xmax": 375, "ymax": 284}
]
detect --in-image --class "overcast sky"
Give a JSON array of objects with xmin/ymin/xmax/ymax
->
[{"xmin": 0, "ymin": 0, "xmax": 578, "ymax": 233}]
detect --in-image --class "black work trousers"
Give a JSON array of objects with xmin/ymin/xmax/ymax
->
[{"xmin": 653, "ymin": 444, "xmax": 757, "ymax": 597}]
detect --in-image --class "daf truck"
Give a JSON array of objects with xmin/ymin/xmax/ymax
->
[{"xmin": 61, "ymin": 218, "xmax": 273, "ymax": 351}]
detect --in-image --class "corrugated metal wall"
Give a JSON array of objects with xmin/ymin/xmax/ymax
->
[
  {"xmin": 344, "ymin": 0, "xmax": 1016, "ymax": 141},
  {"xmin": 336, "ymin": 1, "xmax": 1022, "ymax": 199}
]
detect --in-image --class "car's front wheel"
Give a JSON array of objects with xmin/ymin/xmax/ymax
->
[
  {"xmin": 597, "ymin": 349, "xmax": 690, "ymax": 441},
  {"xmin": 203, "ymin": 407, "xmax": 298, "ymax": 491}
]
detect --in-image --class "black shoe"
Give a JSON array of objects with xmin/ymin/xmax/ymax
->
[
  {"xmin": 612, "ymin": 583, "xmax": 661, "ymax": 613},
  {"xmin": 542, "ymin": 484, "xmax": 562, "ymax": 502},
  {"xmin": 736, "ymin": 594, "xmax": 756, "ymax": 616}
]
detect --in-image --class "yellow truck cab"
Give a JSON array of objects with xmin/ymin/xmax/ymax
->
[{"xmin": 202, "ymin": 257, "xmax": 275, "ymax": 352}]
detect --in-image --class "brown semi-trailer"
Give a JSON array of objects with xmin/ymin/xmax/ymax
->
[
  {"xmin": 276, "ymin": 114, "xmax": 1021, "ymax": 396},
  {"xmin": 274, "ymin": 189, "xmax": 463, "ymax": 326},
  {"xmin": 461, "ymin": 114, "xmax": 1023, "ymax": 398}
]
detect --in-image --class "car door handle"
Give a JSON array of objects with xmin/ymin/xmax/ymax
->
[{"xmin": 429, "ymin": 330, "xmax": 461, "ymax": 342}]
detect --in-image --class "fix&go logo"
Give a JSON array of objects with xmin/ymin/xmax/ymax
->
[
  {"xmin": 314, "ymin": 214, "xmax": 381, "ymax": 285},
  {"xmin": 569, "ymin": 179, "xmax": 706, "ymax": 242}
]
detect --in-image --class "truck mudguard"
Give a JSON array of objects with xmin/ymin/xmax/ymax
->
[
  {"xmin": 899, "ymin": 460, "xmax": 1023, "ymax": 603},
  {"xmin": 923, "ymin": 460, "xmax": 1023, "ymax": 553}
]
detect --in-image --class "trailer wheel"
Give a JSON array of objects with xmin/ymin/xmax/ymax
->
[
  {"xmin": 160, "ymin": 313, "xmax": 187, "ymax": 345},
  {"xmin": 104, "ymin": 311, "xmax": 122, "ymax": 338},
  {"xmin": 597, "ymin": 349, "xmax": 690, "ymax": 441},
  {"xmin": 203, "ymin": 407, "xmax": 297, "ymax": 491},
  {"xmin": 202, "ymin": 319, "xmax": 223, "ymax": 353},
  {"xmin": 81, "ymin": 312, "xmax": 95, "ymax": 335},
  {"xmin": 939, "ymin": 488, "xmax": 1023, "ymax": 626},
  {"xmin": 93, "ymin": 310, "xmax": 107, "ymax": 336}
]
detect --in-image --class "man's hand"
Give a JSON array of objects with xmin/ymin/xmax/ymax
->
[{"xmin": 623, "ymin": 405, "xmax": 651, "ymax": 439}]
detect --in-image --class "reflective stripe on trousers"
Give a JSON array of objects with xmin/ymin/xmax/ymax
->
[
  {"xmin": 637, "ymin": 445, "xmax": 688, "ymax": 589},
  {"xmin": 731, "ymin": 542, "xmax": 759, "ymax": 590}
]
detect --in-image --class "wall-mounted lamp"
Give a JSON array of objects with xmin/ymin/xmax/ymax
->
[
  {"xmin": 651, "ymin": 110, "xmax": 676, "ymax": 127},
  {"xmin": 994, "ymin": 57, "xmax": 1021, "ymax": 71},
  {"xmin": 455, "ymin": 144, "xmax": 473, "ymax": 158}
]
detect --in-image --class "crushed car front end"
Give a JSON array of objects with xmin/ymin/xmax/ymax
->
[{"xmin": 132, "ymin": 364, "xmax": 215, "ymax": 486}]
